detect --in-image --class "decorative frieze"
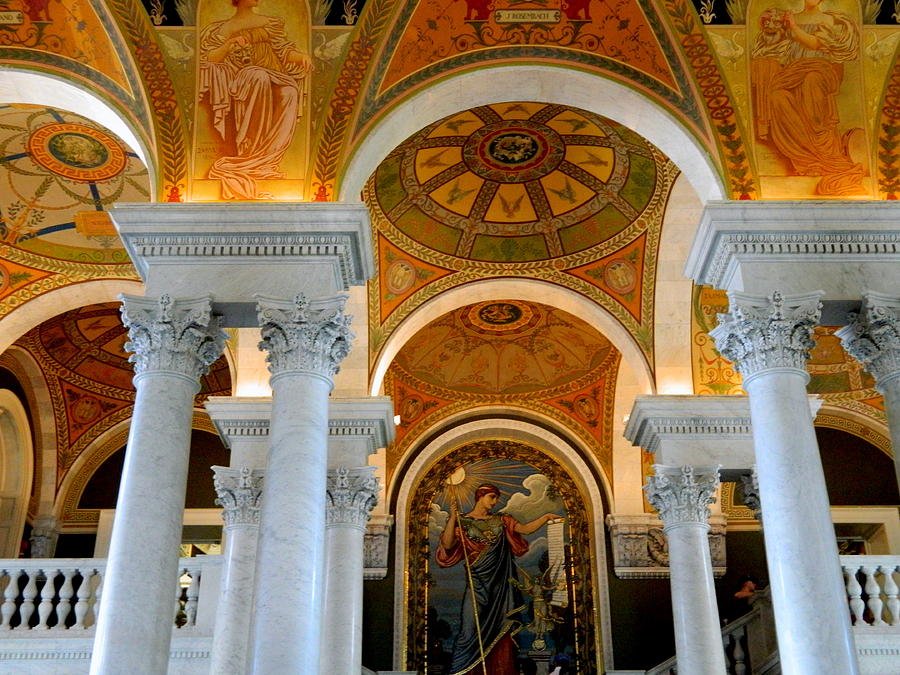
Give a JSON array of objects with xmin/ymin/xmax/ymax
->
[
  {"xmin": 837, "ymin": 293, "xmax": 900, "ymax": 390},
  {"xmin": 605, "ymin": 513, "xmax": 727, "ymax": 579},
  {"xmin": 326, "ymin": 466, "xmax": 379, "ymax": 530},
  {"xmin": 212, "ymin": 466, "xmax": 264, "ymax": 527},
  {"xmin": 364, "ymin": 514, "xmax": 393, "ymax": 580},
  {"xmin": 711, "ymin": 291, "xmax": 822, "ymax": 382},
  {"xmin": 120, "ymin": 294, "xmax": 226, "ymax": 380},
  {"xmin": 256, "ymin": 294, "xmax": 353, "ymax": 379},
  {"xmin": 645, "ymin": 465, "xmax": 720, "ymax": 529}
]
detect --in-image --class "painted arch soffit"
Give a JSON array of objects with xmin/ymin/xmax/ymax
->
[
  {"xmin": 367, "ymin": 103, "xmax": 677, "ymax": 371},
  {"xmin": 384, "ymin": 299, "xmax": 620, "ymax": 489},
  {"xmin": 12, "ymin": 302, "xmax": 231, "ymax": 489}
]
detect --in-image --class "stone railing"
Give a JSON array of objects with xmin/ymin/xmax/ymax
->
[
  {"xmin": 646, "ymin": 588, "xmax": 777, "ymax": 675},
  {"xmin": 0, "ymin": 556, "xmax": 221, "ymax": 636},
  {"xmin": 842, "ymin": 555, "xmax": 900, "ymax": 627}
]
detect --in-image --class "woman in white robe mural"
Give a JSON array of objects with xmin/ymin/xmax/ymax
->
[{"xmin": 200, "ymin": 0, "xmax": 310, "ymax": 199}]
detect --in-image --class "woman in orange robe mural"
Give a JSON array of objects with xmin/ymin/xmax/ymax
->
[
  {"xmin": 438, "ymin": 483, "xmax": 559, "ymax": 675},
  {"xmin": 200, "ymin": 0, "xmax": 310, "ymax": 200},
  {"xmin": 751, "ymin": 0, "xmax": 863, "ymax": 195}
]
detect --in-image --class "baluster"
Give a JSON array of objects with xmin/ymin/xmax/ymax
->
[
  {"xmin": 846, "ymin": 564, "xmax": 864, "ymax": 625},
  {"xmin": 883, "ymin": 564, "xmax": 900, "ymax": 626},
  {"xmin": 73, "ymin": 569, "xmax": 94, "ymax": 629},
  {"xmin": 732, "ymin": 625, "xmax": 747, "ymax": 675},
  {"xmin": 863, "ymin": 565, "xmax": 886, "ymax": 626},
  {"xmin": 18, "ymin": 569, "xmax": 39, "ymax": 629},
  {"xmin": 1, "ymin": 570, "xmax": 19, "ymax": 629},
  {"xmin": 55, "ymin": 569, "xmax": 75, "ymax": 630},
  {"xmin": 183, "ymin": 568, "xmax": 200, "ymax": 627},
  {"xmin": 36, "ymin": 569, "xmax": 56, "ymax": 629}
]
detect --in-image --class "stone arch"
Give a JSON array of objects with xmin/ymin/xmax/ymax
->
[
  {"xmin": 0, "ymin": 389, "xmax": 34, "ymax": 557},
  {"xmin": 369, "ymin": 278, "xmax": 654, "ymax": 397},
  {"xmin": 339, "ymin": 64, "xmax": 725, "ymax": 203},
  {"xmin": 0, "ymin": 280, "xmax": 145, "ymax": 354},
  {"xmin": 391, "ymin": 416, "xmax": 614, "ymax": 671},
  {"xmin": 0, "ymin": 69, "xmax": 154, "ymax": 191}
]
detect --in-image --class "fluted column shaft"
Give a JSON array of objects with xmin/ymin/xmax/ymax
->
[
  {"xmin": 209, "ymin": 466, "xmax": 263, "ymax": 675},
  {"xmin": 250, "ymin": 294, "xmax": 353, "ymax": 675},
  {"xmin": 838, "ymin": 293, "xmax": 900, "ymax": 489},
  {"xmin": 320, "ymin": 466, "xmax": 378, "ymax": 675},
  {"xmin": 713, "ymin": 291, "xmax": 858, "ymax": 675},
  {"xmin": 90, "ymin": 295, "xmax": 225, "ymax": 675},
  {"xmin": 646, "ymin": 465, "xmax": 725, "ymax": 675}
]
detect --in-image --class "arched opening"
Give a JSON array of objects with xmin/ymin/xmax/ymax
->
[{"xmin": 0, "ymin": 389, "xmax": 33, "ymax": 558}]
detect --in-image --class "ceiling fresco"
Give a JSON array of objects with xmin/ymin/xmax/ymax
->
[
  {"xmin": 386, "ymin": 299, "xmax": 620, "ymax": 487},
  {"xmin": 10, "ymin": 302, "xmax": 231, "ymax": 488},
  {"xmin": 367, "ymin": 102, "xmax": 678, "ymax": 370},
  {"xmin": 0, "ymin": 105, "xmax": 144, "ymax": 320}
]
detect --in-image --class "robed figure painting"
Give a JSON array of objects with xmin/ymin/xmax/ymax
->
[
  {"xmin": 751, "ymin": 0, "xmax": 864, "ymax": 195},
  {"xmin": 418, "ymin": 455, "xmax": 580, "ymax": 675},
  {"xmin": 197, "ymin": 0, "xmax": 310, "ymax": 200}
]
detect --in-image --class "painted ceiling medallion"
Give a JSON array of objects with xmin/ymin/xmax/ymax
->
[
  {"xmin": 376, "ymin": 102, "xmax": 662, "ymax": 263},
  {"xmin": 28, "ymin": 123, "xmax": 126, "ymax": 182},
  {"xmin": 462, "ymin": 301, "xmax": 538, "ymax": 335}
]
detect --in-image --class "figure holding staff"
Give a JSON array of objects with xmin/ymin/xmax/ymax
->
[{"xmin": 437, "ymin": 470, "xmax": 561, "ymax": 675}]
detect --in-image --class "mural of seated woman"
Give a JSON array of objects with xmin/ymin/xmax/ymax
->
[
  {"xmin": 437, "ymin": 483, "xmax": 560, "ymax": 675},
  {"xmin": 200, "ymin": 0, "xmax": 311, "ymax": 200}
]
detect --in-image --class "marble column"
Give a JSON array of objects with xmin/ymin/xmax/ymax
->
[
  {"xmin": 837, "ymin": 293, "xmax": 900, "ymax": 489},
  {"xmin": 321, "ymin": 466, "xmax": 378, "ymax": 675},
  {"xmin": 209, "ymin": 466, "xmax": 263, "ymax": 675},
  {"xmin": 712, "ymin": 290, "xmax": 859, "ymax": 675},
  {"xmin": 90, "ymin": 295, "xmax": 225, "ymax": 675},
  {"xmin": 250, "ymin": 294, "xmax": 353, "ymax": 675},
  {"xmin": 645, "ymin": 465, "xmax": 726, "ymax": 675},
  {"xmin": 29, "ymin": 515, "xmax": 58, "ymax": 558},
  {"xmin": 204, "ymin": 397, "xmax": 271, "ymax": 674}
]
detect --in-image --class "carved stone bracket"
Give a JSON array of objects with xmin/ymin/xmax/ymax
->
[
  {"xmin": 212, "ymin": 466, "xmax": 264, "ymax": 527},
  {"xmin": 364, "ymin": 514, "xmax": 393, "ymax": 580},
  {"xmin": 740, "ymin": 467, "xmax": 762, "ymax": 522},
  {"xmin": 256, "ymin": 294, "xmax": 353, "ymax": 379},
  {"xmin": 605, "ymin": 513, "xmax": 727, "ymax": 579},
  {"xmin": 837, "ymin": 292, "xmax": 900, "ymax": 390},
  {"xmin": 120, "ymin": 294, "xmax": 227, "ymax": 381},
  {"xmin": 711, "ymin": 290, "xmax": 823, "ymax": 383},
  {"xmin": 326, "ymin": 466, "xmax": 379, "ymax": 530}
]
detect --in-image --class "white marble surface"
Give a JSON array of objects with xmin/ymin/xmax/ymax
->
[
  {"xmin": 250, "ymin": 374, "xmax": 331, "ymax": 675},
  {"xmin": 745, "ymin": 371, "xmax": 860, "ymax": 675},
  {"xmin": 684, "ymin": 200, "xmax": 900, "ymax": 299},
  {"xmin": 209, "ymin": 524, "xmax": 258, "ymax": 675},
  {"xmin": 89, "ymin": 374, "xmax": 198, "ymax": 675}
]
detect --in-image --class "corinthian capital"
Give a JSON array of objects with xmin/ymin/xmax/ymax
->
[
  {"xmin": 836, "ymin": 293, "xmax": 900, "ymax": 390},
  {"xmin": 710, "ymin": 290, "xmax": 822, "ymax": 383},
  {"xmin": 326, "ymin": 466, "xmax": 379, "ymax": 530},
  {"xmin": 644, "ymin": 465, "xmax": 720, "ymax": 530},
  {"xmin": 212, "ymin": 466, "xmax": 264, "ymax": 527},
  {"xmin": 256, "ymin": 294, "xmax": 353, "ymax": 380},
  {"xmin": 120, "ymin": 294, "xmax": 226, "ymax": 381}
]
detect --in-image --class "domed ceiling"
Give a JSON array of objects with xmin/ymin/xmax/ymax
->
[
  {"xmin": 394, "ymin": 300, "xmax": 613, "ymax": 395},
  {"xmin": 365, "ymin": 102, "xmax": 678, "ymax": 371},
  {"xmin": 371, "ymin": 102, "xmax": 661, "ymax": 263},
  {"xmin": 0, "ymin": 105, "xmax": 146, "ymax": 320},
  {"xmin": 386, "ymin": 300, "xmax": 620, "ymax": 485},
  {"xmin": 7, "ymin": 303, "xmax": 230, "ymax": 485}
]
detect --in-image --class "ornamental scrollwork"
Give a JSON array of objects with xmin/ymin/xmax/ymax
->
[
  {"xmin": 837, "ymin": 294, "xmax": 900, "ymax": 388},
  {"xmin": 212, "ymin": 466, "xmax": 264, "ymax": 527},
  {"xmin": 120, "ymin": 294, "xmax": 226, "ymax": 381},
  {"xmin": 256, "ymin": 294, "xmax": 354, "ymax": 378},
  {"xmin": 644, "ymin": 465, "xmax": 720, "ymax": 529},
  {"xmin": 326, "ymin": 466, "xmax": 379, "ymax": 529},
  {"xmin": 711, "ymin": 290, "xmax": 822, "ymax": 382}
]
